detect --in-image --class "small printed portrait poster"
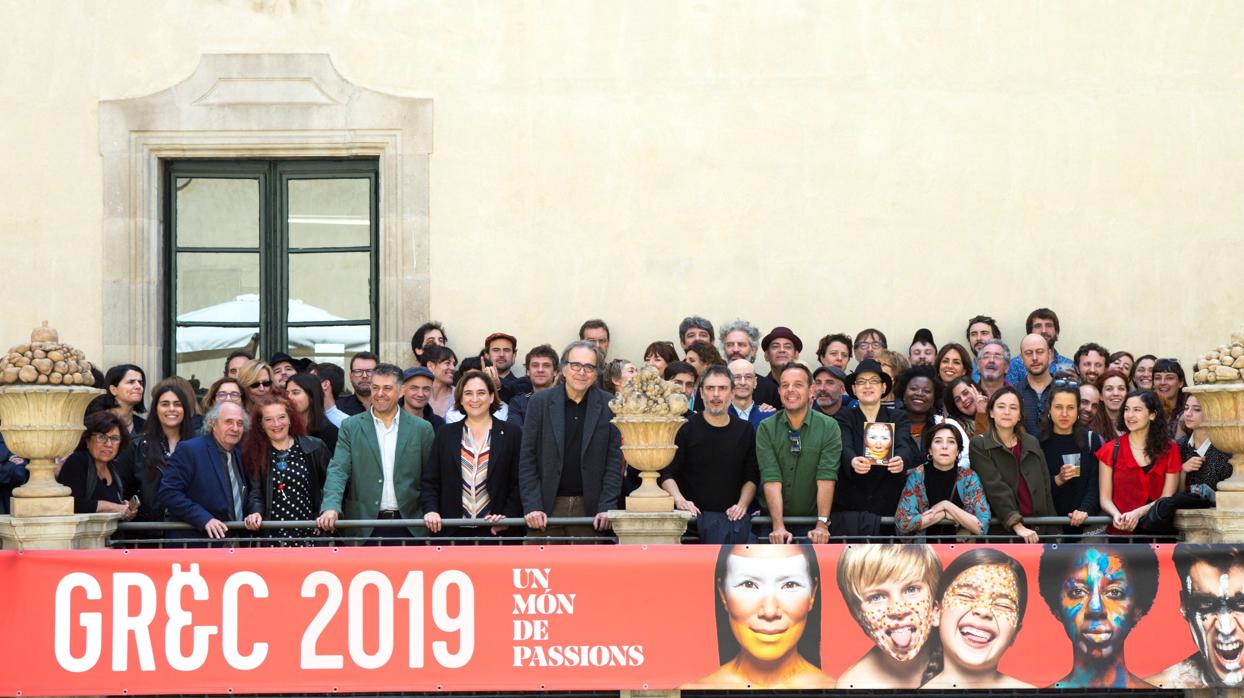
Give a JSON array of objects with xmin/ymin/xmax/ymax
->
[{"xmin": 864, "ymin": 421, "xmax": 895, "ymax": 464}]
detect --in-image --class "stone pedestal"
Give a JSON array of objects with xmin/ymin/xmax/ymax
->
[
  {"xmin": 608, "ymin": 510, "xmax": 692, "ymax": 544},
  {"xmin": 1176, "ymin": 508, "xmax": 1244, "ymax": 544},
  {"xmin": 0, "ymin": 513, "xmax": 121, "ymax": 550},
  {"xmin": 1187, "ymin": 689, "xmax": 1244, "ymax": 698}
]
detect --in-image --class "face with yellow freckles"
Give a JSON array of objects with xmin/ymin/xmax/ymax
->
[
  {"xmin": 939, "ymin": 564, "xmax": 1022, "ymax": 672},
  {"xmin": 857, "ymin": 575, "xmax": 937, "ymax": 662}
]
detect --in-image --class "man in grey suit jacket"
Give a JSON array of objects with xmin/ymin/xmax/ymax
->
[
  {"xmin": 317, "ymin": 362, "xmax": 435, "ymax": 542},
  {"xmin": 519, "ymin": 340, "xmax": 623, "ymax": 537}
]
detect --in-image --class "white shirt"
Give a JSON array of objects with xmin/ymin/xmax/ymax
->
[
  {"xmin": 372, "ymin": 408, "xmax": 401, "ymax": 511},
  {"xmin": 324, "ymin": 404, "xmax": 347, "ymax": 427},
  {"xmin": 734, "ymin": 401, "xmax": 755, "ymax": 421}
]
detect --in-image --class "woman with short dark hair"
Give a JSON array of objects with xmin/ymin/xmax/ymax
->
[
  {"xmin": 894, "ymin": 422, "xmax": 989, "ymax": 540},
  {"xmin": 56, "ymin": 411, "xmax": 136, "ymax": 518},
  {"xmin": 684, "ymin": 342, "xmax": 726, "ymax": 377},
  {"xmin": 643, "ymin": 341, "xmax": 678, "ymax": 375},
  {"xmin": 100, "ymin": 364, "xmax": 147, "ymax": 434},
  {"xmin": 203, "ymin": 376, "xmax": 243, "ymax": 411},
  {"xmin": 603, "ymin": 359, "xmax": 637, "ymax": 395}
]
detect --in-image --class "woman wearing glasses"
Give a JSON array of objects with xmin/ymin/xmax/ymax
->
[
  {"xmin": 834, "ymin": 358, "xmax": 919, "ymax": 527},
  {"xmin": 236, "ymin": 359, "xmax": 276, "ymax": 411},
  {"xmin": 57, "ymin": 411, "xmax": 137, "ymax": 518},
  {"xmin": 203, "ymin": 376, "xmax": 244, "ymax": 411},
  {"xmin": 241, "ymin": 395, "xmax": 331, "ymax": 545}
]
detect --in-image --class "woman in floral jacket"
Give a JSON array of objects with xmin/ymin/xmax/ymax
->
[{"xmin": 895, "ymin": 422, "xmax": 990, "ymax": 540}]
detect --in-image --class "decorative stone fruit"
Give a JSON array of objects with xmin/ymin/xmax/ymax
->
[{"xmin": 0, "ymin": 322, "xmax": 93, "ymax": 386}]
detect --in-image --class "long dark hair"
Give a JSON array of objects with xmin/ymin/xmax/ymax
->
[
  {"xmin": 1039, "ymin": 384, "xmax": 1087, "ymax": 449},
  {"xmin": 140, "ymin": 383, "xmax": 195, "ymax": 482},
  {"xmin": 287, "ymin": 372, "xmax": 328, "ymax": 434},
  {"xmin": 714, "ymin": 545, "xmax": 822, "ymax": 667},
  {"xmin": 1117, "ymin": 390, "xmax": 1171, "ymax": 461}
]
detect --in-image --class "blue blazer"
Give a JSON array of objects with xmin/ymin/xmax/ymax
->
[
  {"xmin": 728, "ymin": 403, "xmax": 773, "ymax": 431},
  {"xmin": 159, "ymin": 434, "xmax": 248, "ymax": 532}
]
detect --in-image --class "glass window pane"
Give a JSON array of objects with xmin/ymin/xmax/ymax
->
[
  {"xmin": 174, "ymin": 326, "xmax": 259, "ymax": 389},
  {"xmin": 176, "ymin": 178, "xmax": 260, "ymax": 248},
  {"xmin": 289, "ymin": 252, "xmax": 370, "ymax": 320},
  {"xmin": 176, "ymin": 253, "xmax": 260, "ymax": 314},
  {"xmin": 288, "ymin": 179, "xmax": 371, "ymax": 248}
]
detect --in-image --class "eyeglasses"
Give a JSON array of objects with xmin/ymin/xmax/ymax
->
[
  {"xmin": 91, "ymin": 433, "xmax": 122, "ymax": 445},
  {"xmin": 788, "ymin": 429, "xmax": 802, "ymax": 455},
  {"xmin": 731, "ymin": 374, "xmax": 755, "ymax": 383},
  {"xmin": 855, "ymin": 378, "xmax": 884, "ymax": 387},
  {"xmin": 216, "ymin": 391, "xmax": 242, "ymax": 401},
  {"xmin": 566, "ymin": 362, "xmax": 597, "ymax": 374},
  {"xmin": 1053, "ymin": 379, "xmax": 1080, "ymax": 389},
  {"xmin": 252, "ymin": 380, "xmax": 273, "ymax": 388},
  {"xmin": 351, "ymin": 368, "xmax": 374, "ymax": 376}
]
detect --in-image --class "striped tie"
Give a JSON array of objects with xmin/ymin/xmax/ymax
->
[{"xmin": 225, "ymin": 451, "xmax": 242, "ymax": 521}]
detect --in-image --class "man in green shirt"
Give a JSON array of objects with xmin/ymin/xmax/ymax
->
[{"xmin": 757, "ymin": 363, "xmax": 842, "ymax": 544}]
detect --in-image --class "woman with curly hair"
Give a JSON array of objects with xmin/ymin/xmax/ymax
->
[{"xmin": 1097, "ymin": 391, "xmax": 1184, "ymax": 536}]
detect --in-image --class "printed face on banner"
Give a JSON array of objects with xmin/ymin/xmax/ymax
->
[
  {"xmin": 719, "ymin": 546, "xmax": 816, "ymax": 664},
  {"xmin": 1184, "ymin": 561, "xmax": 1244, "ymax": 685},
  {"xmin": 857, "ymin": 576, "xmax": 935, "ymax": 662},
  {"xmin": 1059, "ymin": 549, "xmax": 1138, "ymax": 661},
  {"xmin": 939, "ymin": 564, "xmax": 1021, "ymax": 672}
]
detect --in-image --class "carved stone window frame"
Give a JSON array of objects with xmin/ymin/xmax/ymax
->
[{"xmin": 99, "ymin": 53, "xmax": 431, "ymax": 376}]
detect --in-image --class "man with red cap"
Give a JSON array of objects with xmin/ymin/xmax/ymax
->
[{"xmin": 754, "ymin": 327, "xmax": 802, "ymax": 410}]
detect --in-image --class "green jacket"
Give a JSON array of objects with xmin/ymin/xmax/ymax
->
[
  {"xmin": 756, "ymin": 408, "xmax": 841, "ymax": 517},
  {"xmin": 320, "ymin": 409, "xmax": 435, "ymax": 539}
]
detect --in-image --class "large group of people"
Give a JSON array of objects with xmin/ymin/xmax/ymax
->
[{"xmin": 3, "ymin": 306, "xmax": 1228, "ymax": 545}]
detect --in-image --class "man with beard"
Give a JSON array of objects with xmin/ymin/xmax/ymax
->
[
  {"xmin": 973, "ymin": 339, "xmax": 1011, "ymax": 392},
  {"xmin": 1006, "ymin": 307, "xmax": 1076, "ymax": 386},
  {"xmin": 719, "ymin": 319, "xmax": 759, "ymax": 362},
  {"xmin": 965, "ymin": 315, "xmax": 1002, "ymax": 355},
  {"xmin": 659, "ymin": 365, "xmax": 758, "ymax": 544},
  {"xmin": 1074, "ymin": 342, "xmax": 1110, "ymax": 387},
  {"xmin": 482, "ymin": 331, "xmax": 528, "ymax": 402},
  {"xmin": 1018, "ymin": 334, "xmax": 1055, "ymax": 434},
  {"xmin": 1147, "ymin": 545, "xmax": 1244, "ymax": 688},
  {"xmin": 754, "ymin": 326, "xmax": 801, "ymax": 410},
  {"xmin": 336, "ymin": 351, "xmax": 378, "ymax": 416},
  {"xmin": 1079, "ymin": 383, "xmax": 1102, "ymax": 429},
  {"xmin": 812, "ymin": 365, "xmax": 849, "ymax": 417}
]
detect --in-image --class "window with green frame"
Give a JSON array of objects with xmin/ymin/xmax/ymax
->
[{"xmin": 163, "ymin": 158, "xmax": 379, "ymax": 383}]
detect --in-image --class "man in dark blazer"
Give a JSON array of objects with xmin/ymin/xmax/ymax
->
[
  {"xmin": 519, "ymin": 340, "xmax": 622, "ymax": 537},
  {"xmin": 317, "ymin": 362, "xmax": 435, "ymax": 542},
  {"xmin": 160, "ymin": 401, "xmax": 249, "ymax": 539}
]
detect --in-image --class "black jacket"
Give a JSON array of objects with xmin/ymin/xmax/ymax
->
[
  {"xmin": 244, "ymin": 435, "xmax": 331, "ymax": 518},
  {"xmin": 420, "ymin": 419, "xmax": 522, "ymax": 519},
  {"xmin": 833, "ymin": 404, "xmax": 919, "ymax": 516},
  {"xmin": 518, "ymin": 386, "xmax": 623, "ymax": 516}
]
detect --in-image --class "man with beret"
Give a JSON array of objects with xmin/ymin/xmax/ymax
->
[{"xmin": 754, "ymin": 326, "xmax": 802, "ymax": 410}]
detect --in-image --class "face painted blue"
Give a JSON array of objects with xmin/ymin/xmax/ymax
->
[{"xmin": 1060, "ymin": 549, "xmax": 1135, "ymax": 661}]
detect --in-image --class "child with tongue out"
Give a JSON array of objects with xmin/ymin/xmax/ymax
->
[{"xmin": 836, "ymin": 544, "xmax": 943, "ymax": 689}]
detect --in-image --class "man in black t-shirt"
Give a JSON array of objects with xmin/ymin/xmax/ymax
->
[{"xmin": 659, "ymin": 365, "xmax": 759, "ymax": 544}]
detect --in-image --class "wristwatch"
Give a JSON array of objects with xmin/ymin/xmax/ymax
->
[{"xmin": 816, "ymin": 516, "xmax": 830, "ymax": 527}]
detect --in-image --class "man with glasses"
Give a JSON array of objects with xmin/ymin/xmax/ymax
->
[
  {"xmin": 659, "ymin": 365, "xmax": 759, "ymax": 544},
  {"xmin": 336, "ymin": 351, "xmax": 379, "ymax": 416},
  {"xmin": 727, "ymin": 358, "xmax": 774, "ymax": 430},
  {"xmin": 160, "ymin": 400, "xmax": 251, "ymax": 540},
  {"xmin": 318, "ymin": 363, "xmax": 435, "ymax": 543},
  {"xmin": 853, "ymin": 328, "xmax": 887, "ymax": 363},
  {"xmin": 975, "ymin": 339, "xmax": 1011, "ymax": 396},
  {"xmin": 756, "ymin": 363, "xmax": 841, "ymax": 544},
  {"xmin": 519, "ymin": 340, "xmax": 622, "ymax": 538}
]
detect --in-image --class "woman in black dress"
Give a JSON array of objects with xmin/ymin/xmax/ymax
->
[
  {"xmin": 117, "ymin": 382, "xmax": 197, "ymax": 527},
  {"xmin": 57, "ymin": 411, "xmax": 137, "ymax": 519},
  {"xmin": 240, "ymin": 395, "xmax": 330, "ymax": 545},
  {"xmin": 1178, "ymin": 394, "xmax": 1233, "ymax": 500}
]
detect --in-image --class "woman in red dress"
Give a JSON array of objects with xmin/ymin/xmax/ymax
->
[{"xmin": 1097, "ymin": 391, "xmax": 1181, "ymax": 536}]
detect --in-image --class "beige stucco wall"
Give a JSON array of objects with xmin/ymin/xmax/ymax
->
[{"xmin": 1, "ymin": 0, "xmax": 1242, "ymax": 374}]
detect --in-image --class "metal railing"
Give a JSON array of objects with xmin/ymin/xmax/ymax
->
[{"xmin": 112, "ymin": 514, "xmax": 1175, "ymax": 548}]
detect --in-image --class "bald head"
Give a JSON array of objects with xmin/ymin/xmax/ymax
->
[
  {"xmin": 728, "ymin": 359, "xmax": 756, "ymax": 401},
  {"xmin": 1020, "ymin": 333, "xmax": 1051, "ymax": 376}
]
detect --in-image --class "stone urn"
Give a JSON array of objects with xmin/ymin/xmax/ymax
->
[
  {"xmin": 1183, "ymin": 383, "xmax": 1244, "ymax": 511},
  {"xmin": 613, "ymin": 416, "xmax": 687, "ymax": 512},
  {"xmin": 608, "ymin": 366, "xmax": 689, "ymax": 513},
  {"xmin": 0, "ymin": 324, "xmax": 102, "ymax": 517}
]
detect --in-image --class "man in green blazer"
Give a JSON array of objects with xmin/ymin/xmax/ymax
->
[{"xmin": 317, "ymin": 362, "xmax": 435, "ymax": 542}]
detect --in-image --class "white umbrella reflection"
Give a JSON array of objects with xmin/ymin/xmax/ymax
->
[{"xmin": 175, "ymin": 294, "xmax": 369, "ymax": 355}]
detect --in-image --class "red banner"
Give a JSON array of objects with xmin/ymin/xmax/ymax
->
[{"xmin": 1, "ymin": 543, "xmax": 1240, "ymax": 694}]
